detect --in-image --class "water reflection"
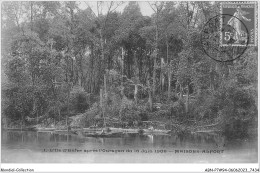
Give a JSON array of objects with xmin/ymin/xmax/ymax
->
[{"xmin": 1, "ymin": 130, "xmax": 257, "ymax": 163}]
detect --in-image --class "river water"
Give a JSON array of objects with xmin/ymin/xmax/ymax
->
[{"xmin": 1, "ymin": 130, "xmax": 258, "ymax": 163}]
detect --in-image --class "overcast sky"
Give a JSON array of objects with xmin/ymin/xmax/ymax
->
[{"xmin": 79, "ymin": 1, "xmax": 155, "ymax": 16}]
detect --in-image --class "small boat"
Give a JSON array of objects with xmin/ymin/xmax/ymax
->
[
  {"xmin": 36, "ymin": 127, "xmax": 56, "ymax": 132},
  {"xmin": 77, "ymin": 131, "xmax": 123, "ymax": 138},
  {"xmin": 86, "ymin": 132, "xmax": 123, "ymax": 138},
  {"xmin": 142, "ymin": 129, "xmax": 171, "ymax": 135}
]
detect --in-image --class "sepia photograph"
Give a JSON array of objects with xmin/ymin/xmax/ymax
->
[{"xmin": 1, "ymin": 1, "xmax": 259, "ymax": 171}]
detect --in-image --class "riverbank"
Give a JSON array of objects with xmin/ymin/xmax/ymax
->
[
  {"xmin": 2, "ymin": 129, "xmax": 258, "ymax": 163},
  {"xmin": 4, "ymin": 123, "xmax": 257, "ymax": 139}
]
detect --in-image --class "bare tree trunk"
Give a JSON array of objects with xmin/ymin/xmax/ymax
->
[
  {"xmin": 104, "ymin": 74, "xmax": 107, "ymax": 98},
  {"xmin": 166, "ymin": 37, "xmax": 171, "ymax": 101},
  {"xmin": 160, "ymin": 58, "xmax": 163, "ymax": 93},
  {"xmin": 58, "ymin": 108, "xmax": 61, "ymax": 122},
  {"xmin": 119, "ymin": 88, "xmax": 124, "ymax": 126},
  {"xmin": 180, "ymin": 84, "xmax": 183, "ymax": 100},
  {"xmin": 152, "ymin": 11, "xmax": 159, "ymax": 96},
  {"xmin": 99, "ymin": 29, "xmax": 106, "ymax": 79},
  {"xmin": 119, "ymin": 48, "xmax": 124, "ymax": 126},
  {"xmin": 186, "ymin": 84, "xmax": 190, "ymax": 113},
  {"xmin": 168, "ymin": 70, "xmax": 172, "ymax": 101},
  {"xmin": 148, "ymin": 89, "xmax": 153, "ymax": 111},
  {"xmin": 30, "ymin": 2, "xmax": 33, "ymax": 31},
  {"xmin": 134, "ymin": 84, "xmax": 138, "ymax": 104},
  {"xmin": 152, "ymin": 58, "xmax": 156, "ymax": 95},
  {"xmin": 66, "ymin": 87, "xmax": 69, "ymax": 129},
  {"xmin": 121, "ymin": 47, "xmax": 124, "ymax": 85},
  {"xmin": 104, "ymin": 74, "xmax": 107, "ymax": 128},
  {"xmin": 147, "ymin": 78, "xmax": 153, "ymax": 111},
  {"xmin": 100, "ymin": 88, "xmax": 106, "ymax": 128},
  {"xmin": 119, "ymin": 106, "xmax": 123, "ymax": 126},
  {"xmin": 100, "ymin": 29, "xmax": 105, "ymax": 62}
]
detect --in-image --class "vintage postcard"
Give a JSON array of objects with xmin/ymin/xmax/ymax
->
[{"xmin": 1, "ymin": 1, "xmax": 259, "ymax": 172}]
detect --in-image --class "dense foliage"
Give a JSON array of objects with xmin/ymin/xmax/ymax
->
[{"xmin": 1, "ymin": 1, "xmax": 257, "ymax": 138}]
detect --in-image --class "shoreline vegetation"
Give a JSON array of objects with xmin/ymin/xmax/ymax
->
[{"xmin": 1, "ymin": 2, "xmax": 257, "ymax": 139}]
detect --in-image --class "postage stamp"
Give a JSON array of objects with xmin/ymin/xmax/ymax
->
[{"xmin": 220, "ymin": 1, "xmax": 258, "ymax": 46}]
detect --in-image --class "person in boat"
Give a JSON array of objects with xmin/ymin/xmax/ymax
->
[
  {"xmin": 101, "ymin": 129, "xmax": 105, "ymax": 134},
  {"xmin": 148, "ymin": 126, "xmax": 154, "ymax": 131}
]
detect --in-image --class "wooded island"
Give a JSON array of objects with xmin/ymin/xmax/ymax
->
[{"xmin": 1, "ymin": 1, "xmax": 257, "ymax": 138}]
